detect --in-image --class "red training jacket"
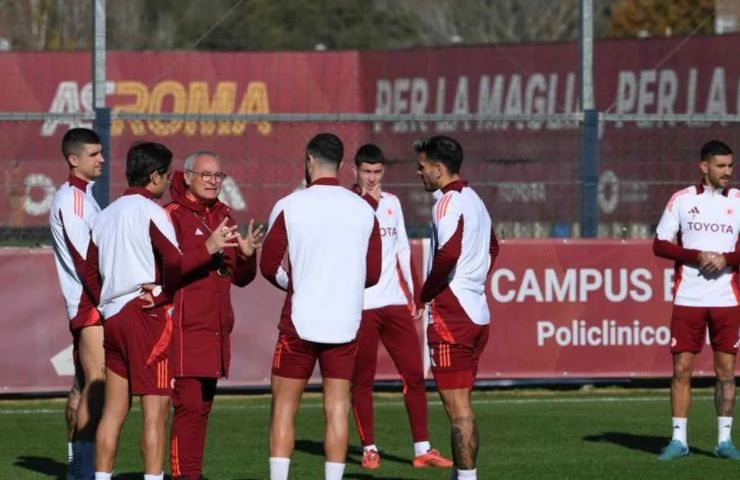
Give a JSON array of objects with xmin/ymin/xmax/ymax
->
[{"xmin": 165, "ymin": 171, "xmax": 257, "ymax": 378}]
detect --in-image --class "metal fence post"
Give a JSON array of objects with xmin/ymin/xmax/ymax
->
[
  {"xmin": 579, "ymin": 109, "xmax": 599, "ymax": 237},
  {"xmin": 93, "ymin": 107, "xmax": 111, "ymax": 207},
  {"xmin": 579, "ymin": 0, "xmax": 598, "ymax": 237},
  {"xmin": 91, "ymin": 0, "xmax": 109, "ymax": 207}
]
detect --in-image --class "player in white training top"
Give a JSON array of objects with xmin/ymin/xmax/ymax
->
[
  {"xmin": 91, "ymin": 142, "xmax": 235, "ymax": 480},
  {"xmin": 415, "ymin": 135, "xmax": 498, "ymax": 480},
  {"xmin": 654, "ymin": 140, "xmax": 740, "ymax": 461},
  {"xmin": 49, "ymin": 127, "xmax": 104, "ymax": 479},
  {"xmin": 349, "ymin": 144, "xmax": 452, "ymax": 470},
  {"xmin": 261, "ymin": 133, "xmax": 381, "ymax": 480}
]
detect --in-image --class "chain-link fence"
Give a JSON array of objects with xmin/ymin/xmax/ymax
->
[
  {"xmin": 1, "ymin": 30, "xmax": 739, "ymax": 245},
  {"xmin": 599, "ymin": 116, "xmax": 740, "ymax": 239}
]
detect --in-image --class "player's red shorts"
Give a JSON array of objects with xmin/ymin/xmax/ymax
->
[
  {"xmin": 671, "ymin": 305, "xmax": 740, "ymax": 354},
  {"xmin": 69, "ymin": 295, "xmax": 103, "ymax": 331},
  {"xmin": 271, "ymin": 330, "xmax": 358, "ymax": 380},
  {"xmin": 103, "ymin": 298, "xmax": 173, "ymax": 395},
  {"xmin": 71, "ymin": 308, "xmax": 103, "ymax": 366},
  {"xmin": 427, "ymin": 318, "xmax": 489, "ymax": 390}
]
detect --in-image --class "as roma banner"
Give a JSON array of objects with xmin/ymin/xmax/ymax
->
[
  {"xmin": 3, "ymin": 34, "xmax": 740, "ymax": 231},
  {"xmin": 0, "ymin": 240, "xmax": 724, "ymax": 393}
]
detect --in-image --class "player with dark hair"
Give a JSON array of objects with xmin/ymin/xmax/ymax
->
[
  {"xmin": 90, "ymin": 142, "xmax": 235, "ymax": 480},
  {"xmin": 350, "ymin": 144, "xmax": 452, "ymax": 470},
  {"xmin": 414, "ymin": 135, "xmax": 499, "ymax": 480},
  {"xmin": 261, "ymin": 133, "xmax": 382, "ymax": 480},
  {"xmin": 50, "ymin": 127, "xmax": 105, "ymax": 480},
  {"xmin": 654, "ymin": 140, "xmax": 740, "ymax": 460}
]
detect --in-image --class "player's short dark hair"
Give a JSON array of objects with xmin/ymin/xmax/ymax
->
[
  {"xmin": 354, "ymin": 144, "xmax": 385, "ymax": 166},
  {"xmin": 61, "ymin": 128, "xmax": 101, "ymax": 160},
  {"xmin": 701, "ymin": 140, "xmax": 733, "ymax": 161},
  {"xmin": 126, "ymin": 142, "xmax": 173, "ymax": 187},
  {"xmin": 413, "ymin": 135, "xmax": 463, "ymax": 174},
  {"xmin": 306, "ymin": 133, "xmax": 343, "ymax": 168}
]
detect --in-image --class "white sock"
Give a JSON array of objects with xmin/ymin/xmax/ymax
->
[
  {"xmin": 457, "ymin": 468, "xmax": 477, "ymax": 479},
  {"xmin": 269, "ymin": 457, "xmax": 290, "ymax": 480},
  {"xmin": 719, "ymin": 416, "xmax": 733, "ymax": 444},
  {"xmin": 67, "ymin": 441, "xmax": 76, "ymax": 480},
  {"xmin": 325, "ymin": 461, "xmax": 345, "ymax": 480},
  {"xmin": 143, "ymin": 473, "xmax": 164, "ymax": 480},
  {"xmin": 414, "ymin": 440, "xmax": 431, "ymax": 456},
  {"xmin": 363, "ymin": 444, "xmax": 378, "ymax": 453},
  {"xmin": 672, "ymin": 417, "xmax": 688, "ymax": 445},
  {"xmin": 94, "ymin": 473, "xmax": 112, "ymax": 480}
]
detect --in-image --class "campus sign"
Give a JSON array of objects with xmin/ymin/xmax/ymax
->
[{"xmin": 0, "ymin": 241, "xmax": 718, "ymax": 393}]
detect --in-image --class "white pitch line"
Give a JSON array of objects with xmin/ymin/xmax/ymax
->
[{"xmin": 0, "ymin": 395, "xmax": 712, "ymax": 415}]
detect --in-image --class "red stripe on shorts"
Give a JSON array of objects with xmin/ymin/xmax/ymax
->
[{"xmin": 431, "ymin": 303, "xmax": 456, "ymax": 344}]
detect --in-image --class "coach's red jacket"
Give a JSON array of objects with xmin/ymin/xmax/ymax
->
[{"xmin": 166, "ymin": 171, "xmax": 257, "ymax": 379}]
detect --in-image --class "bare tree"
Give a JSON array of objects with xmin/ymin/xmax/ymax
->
[
  {"xmin": 0, "ymin": 0, "xmax": 718, "ymax": 52},
  {"xmin": 0, "ymin": 0, "xmax": 89, "ymax": 50},
  {"xmin": 386, "ymin": 0, "xmax": 584, "ymax": 45}
]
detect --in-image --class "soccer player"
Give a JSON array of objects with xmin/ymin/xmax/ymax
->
[
  {"xmin": 90, "ymin": 142, "xmax": 237, "ymax": 480},
  {"xmin": 166, "ymin": 151, "xmax": 264, "ymax": 480},
  {"xmin": 260, "ymin": 133, "xmax": 382, "ymax": 480},
  {"xmin": 414, "ymin": 135, "xmax": 498, "ymax": 480},
  {"xmin": 49, "ymin": 127, "xmax": 105, "ymax": 479},
  {"xmin": 654, "ymin": 140, "xmax": 740, "ymax": 460},
  {"xmin": 350, "ymin": 144, "xmax": 452, "ymax": 470}
]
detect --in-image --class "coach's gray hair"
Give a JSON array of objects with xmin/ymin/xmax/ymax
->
[{"xmin": 183, "ymin": 150, "xmax": 220, "ymax": 171}]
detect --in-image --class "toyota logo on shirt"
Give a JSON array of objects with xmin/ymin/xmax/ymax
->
[{"xmin": 686, "ymin": 222, "xmax": 734, "ymax": 234}]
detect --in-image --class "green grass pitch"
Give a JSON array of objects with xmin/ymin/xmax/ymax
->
[{"xmin": 1, "ymin": 389, "xmax": 738, "ymax": 479}]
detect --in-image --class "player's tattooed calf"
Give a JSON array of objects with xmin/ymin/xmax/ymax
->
[
  {"xmin": 715, "ymin": 378, "xmax": 736, "ymax": 417},
  {"xmin": 451, "ymin": 416, "xmax": 479, "ymax": 469}
]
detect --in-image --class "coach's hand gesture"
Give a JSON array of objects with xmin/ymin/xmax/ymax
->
[
  {"xmin": 206, "ymin": 218, "xmax": 239, "ymax": 255},
  {"xmin": 236, "ymin": 219, "xmax": 265, "ymax": 257}
]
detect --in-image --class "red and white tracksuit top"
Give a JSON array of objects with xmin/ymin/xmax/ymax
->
[
  {"xmin": 91, "ymin": 188, "xmax": 202, "ymax": 320},
  {"xmin": 260, "ymin": 177, "xmax": 382, "ymax": 344},
  {"xmin": 49, "ymin": 175, "xmax": 101, "ymax": 330},
  {"xmin": 423, "ymin": 180, "xmax": 499, "ymax": 327},
  {"xmin": 363, "ymin": 191, "xmax": 419, "ymax": 311},
  {"xmin": 654, "ymin": 183, "xmax": 740, "ymax": 307}
]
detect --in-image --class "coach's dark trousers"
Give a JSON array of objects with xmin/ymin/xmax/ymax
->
[{"xmin": 170, "ymin": 377, "xmax": 218, "ymax": 479}]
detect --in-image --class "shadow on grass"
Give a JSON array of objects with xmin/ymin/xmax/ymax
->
[
  {"xmin": 115, "ymin": 474, "xmax": 258, "ymax": 480},
  {"xmin": 12, "ymin": 456, "xmax": 260, "ymax": 480},
  {"xmin": 584, "ymin": 432, "xmax": 715, "ymax": 457},
  {"xmin": 13, "ymin": 456, "xmax": 66, "ymax": 479},
  {"xmin": 294, "ymin": 439, "xmax": 411, "ymax": 466},
  {"xmin": 345, "ymin": 474, "xmax": 415, "ymax": 480}
]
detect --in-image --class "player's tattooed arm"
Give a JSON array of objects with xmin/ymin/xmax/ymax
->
[{"xmin": 451, "ymin": 416, "xmax": 479, "ymax": 470}]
